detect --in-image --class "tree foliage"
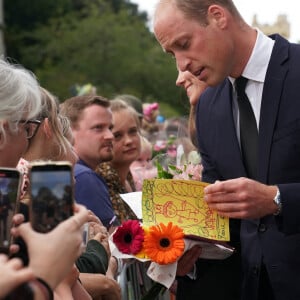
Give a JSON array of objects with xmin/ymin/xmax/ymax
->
[{"xmin": 4, "ymin": 0, "xmax": 189, "ymax": 116}]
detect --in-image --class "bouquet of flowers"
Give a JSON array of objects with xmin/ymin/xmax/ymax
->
[
  {"xmin": 113, "ymin": 152, "xmax": 204, "ymax": 299},
  {"xmin": 112, "ymin": 151, "xmax": 232, "ymax": 299},
  {"xmin": 113, "ymin": 220, "xmax": 185, "ymax": 265},
  {"xmin": 112, "ymin": 219, "xmax": 185, "ymax": 299}
]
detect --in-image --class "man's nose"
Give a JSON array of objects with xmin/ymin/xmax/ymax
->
[
  {"xmin": 176, "ymin": 72, "xmax": 184, "ymax": 86},
  {"xmin": 176, "ymin": 55, "xmax": 191, "ymax": 73}
]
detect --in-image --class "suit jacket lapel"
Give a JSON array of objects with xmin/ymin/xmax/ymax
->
[{"xmin": 258, "ymin": 35, "xmax": 289, "ymax": 183}]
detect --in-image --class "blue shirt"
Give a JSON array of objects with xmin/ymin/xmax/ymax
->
[{"xmin": 74, "ymin": 159, "xmax": 115, "ymax": 228}]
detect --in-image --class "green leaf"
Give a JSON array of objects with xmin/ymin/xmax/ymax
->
[
  {"xmin": 161, "ymin": 171, "xmax": 174, "ymax": 179},
  {"xmin": 156, "ymin": 162, "xmax": 174, "ymax": 179},
  {"xmin": 168, "ymin": 165, "xmax": 177, "ymax": 171}
]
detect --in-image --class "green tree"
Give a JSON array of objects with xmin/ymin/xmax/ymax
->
[{"xmin": 4, "ymin": 0, "xmax": 188, "ymax": 116}]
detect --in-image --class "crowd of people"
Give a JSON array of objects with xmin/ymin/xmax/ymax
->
[
  {"xmin": 0, "ymin": 56, "xmax": 198, "ymax": 299},
  {"xmin": 1, "ymin": 0, "xmax": 300, "ymax": 300},
  {"xmin": 0, "ymin": 57, "xmax": 191, "ymax": 299},
  {"xmin": 0, "ymin": 58, "xmax": 91, "ymax": 300}
]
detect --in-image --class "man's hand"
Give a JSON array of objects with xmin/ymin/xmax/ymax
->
[{"xmin": 204, "ymin": 178, "xmax": 278, "ymax": 219}]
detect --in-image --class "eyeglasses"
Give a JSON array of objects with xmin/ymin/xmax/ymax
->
[{"xmin": 19, "ymin": 119, "xmax": 42, "ymax": 140}]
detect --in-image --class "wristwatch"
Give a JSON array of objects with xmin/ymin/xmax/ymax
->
[{"xmin": 273, "ymin": 187, "xmax": 282, "ymax": 216}]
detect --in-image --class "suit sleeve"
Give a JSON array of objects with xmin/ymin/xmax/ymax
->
[{"xmin": 277, "ymin": 183, "xmax": 300, "ymax": 234}]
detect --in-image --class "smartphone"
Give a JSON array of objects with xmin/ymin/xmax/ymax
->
[
  {"xmin": 82, "ymin": 222, "xmax": 89, "ymax": 250},
  {"xmin": 29, "ymin": 161, "xmax": 74, "ymax": 233},
  {"xmin": 0, "ymin": 168, "xmax": 21, "ymax": 254}
]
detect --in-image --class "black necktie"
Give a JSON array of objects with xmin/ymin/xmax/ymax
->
[{"xmin": 235, "ymin": 76, "xmax": 258, "ymax": 179}]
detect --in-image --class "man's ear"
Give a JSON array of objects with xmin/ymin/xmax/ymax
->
[
  {"xmin": 207, "ymin": 5, "xmax": 227, "ymax": 29},
  {"xmin": 43, "ymin": 118, "xmax": 52, "ymax": 139}
]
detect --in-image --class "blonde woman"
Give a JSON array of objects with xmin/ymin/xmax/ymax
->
[{"xmin": 96, "ymin": 99, "xmax": 141, "ymax": 223}]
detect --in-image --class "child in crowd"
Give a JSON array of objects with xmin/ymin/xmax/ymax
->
[{"xmin": 130, "ymin": 136, "xmax": 157, "ymax": 191}]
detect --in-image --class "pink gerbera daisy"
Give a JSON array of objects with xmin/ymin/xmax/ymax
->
[{"xmin": 113, "ymin": 220, "xmax": 144, "ymax": 255}]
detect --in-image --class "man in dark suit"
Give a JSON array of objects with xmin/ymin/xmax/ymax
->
[{"xmin": 153, "ymin": 1, "xmax": 300, "ymax": 300}]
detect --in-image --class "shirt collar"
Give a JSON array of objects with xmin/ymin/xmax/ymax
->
[
  {"xmin": 229, "ymin": 29, "xmax": 275, "ymax": 85},
  {"xmin": 241, "ymin": 29, "xmax": 274, "ymax": 83}
]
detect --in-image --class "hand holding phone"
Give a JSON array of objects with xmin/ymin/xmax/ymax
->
[{"xmin": 29, "ymin": 161, "xmax": 74, "ymax": 233}]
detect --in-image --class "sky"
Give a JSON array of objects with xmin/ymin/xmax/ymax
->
[{"xmin": 130, "ymin": 0, "xmax": 300, "ymax": 43}]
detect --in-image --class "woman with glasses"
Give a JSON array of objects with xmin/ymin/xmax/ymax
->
[
  {"xmin": 0, "ymin": 60, "xmax": 42, "ymax": 168},
  {"xmin": 17, "ymin": 87, "xmax": 120, "ymax": 300},
  {"xmin": 16, "ymin": 88, "xmax": 78, "ymax": 219},
  {"xmin": 20, "ymin": 87, "xmax": 77, "ymax": 165}
]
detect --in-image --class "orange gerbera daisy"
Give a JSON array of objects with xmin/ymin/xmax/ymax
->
[{"xmin": 143, "ymin": 222, "xmax": 185, "ymax": 265}]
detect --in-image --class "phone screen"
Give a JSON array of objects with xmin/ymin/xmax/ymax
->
[
  {"xmin": 30, "ymin": 162, "xmax": 74, "ymax": 233},
  {"xmin": 0, "ymin": 168, "xmax": 21, "ymax": 253}
]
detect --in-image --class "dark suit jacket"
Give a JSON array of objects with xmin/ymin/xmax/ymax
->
[{"xmin": 196, "ymin": 34, "xmax": 300, "ymax": 300}]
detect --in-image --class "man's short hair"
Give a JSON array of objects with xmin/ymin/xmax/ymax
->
[{"xmin": 60, "ymin": 95, "xmax": 110, "ymax": 128}]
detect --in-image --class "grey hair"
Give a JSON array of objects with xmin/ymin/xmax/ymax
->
[{"xmin": 0, "ymin": 59, "xmax": 42, "ymax": 145}]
